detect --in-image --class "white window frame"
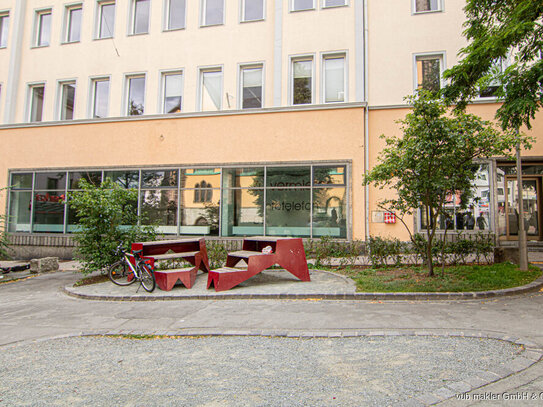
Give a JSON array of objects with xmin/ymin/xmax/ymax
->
[
  {"xmin": 33, "ymin": 9, "xmax": 52, "ymax": 47},
  {"xmin": 129, "ymin": 0, "xmax": 151, "ymax": 35},
  {"xmin": 240, "ymin": 0, "xmax": 265, "ymax": 23},
  {"xmin": 95, "ymin": 1, "xmax": 115, "ymax": 39},
  {"xmin": 413, "ymin": 52, "xmax": 446, "ymax": 93},
  {"xmin": 88, "ymin": 76, "xmax": 111, "ymax": 119},
  {"xmin": 412, "ymin": 0, "xmax": 443, "ymax": 15},
  {"xmin": 290, "ymin": 0, "xmax": 315, "ymax": 12},
  {"xmin": 198, "ymin": 66, "xmax": 223, "ymax": 111},
  {"xmin": 289, "ymin": 55, "xmax": 315, "ymax": 105},
  {"xmin": 321, "ymin": 0, "xmax": 348, "ymax": 8},
  {"xmin": 63, "ymin": 3, "xmax": 83, "ymax": 44},
  {"xmin": 200, "ymin": 0, "xmax": 225, "ymax": 27},
  {"xmin": 321, "ymin": 52, "xmax": 347, "ymax": 103},
  {"xmin": 163, "ymin": 0, "xmax": 186, "ymax": 31},
  {"xmin": 56, "ymin": 79, "xmax": 77, "ymax": 121},
  {"xmin": 238, "ymin": 63, "xmax": 264, "ymax": 109},
  {"xmin": 0, "ymin": 11, "xmax": 9, "ymax": 49},
  {"xmin": 26, "ymin": 82, "xmax": 46, "ymax": 123},
  {"xmin": 124, "ymin": 73, "xmax": 147, "ymax": 116},
  {"xmin": 160, "ymin": 69, "xmax": 184, "ymax": 114}
]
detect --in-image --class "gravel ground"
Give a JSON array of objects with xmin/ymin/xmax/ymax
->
[{"xmin": 0, "ymin": 336, "xmax": 522, "ymax": 406}]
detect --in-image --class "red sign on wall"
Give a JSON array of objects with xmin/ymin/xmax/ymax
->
[{"xmin": 384, "ymin": 212, "xmax": 396, "ymax": 224}]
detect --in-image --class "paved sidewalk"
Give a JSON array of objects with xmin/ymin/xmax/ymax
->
[{"xmin": 2, "ymin": 264, "xmax": 543, "ymax": 405}]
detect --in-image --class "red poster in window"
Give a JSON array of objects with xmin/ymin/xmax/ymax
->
[{"xmin": 384, "ymin": 212, "xmax": 396, "ymax": 224}]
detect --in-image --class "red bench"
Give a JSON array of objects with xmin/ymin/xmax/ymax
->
[
  {"xmin": 131, "ymin": 238, "xmax": 210, "ymax": 291},
  {"xmin": 207, "ymin": 237, "xmax": 310, "ymax": 291}
]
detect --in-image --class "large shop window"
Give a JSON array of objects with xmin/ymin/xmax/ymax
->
[
  {"xmin": 420, "ymin": 164, "xmax": 491, "ymax": 233},
  {"xmin": 9, "ymin": 165, "xmax": 348, "ymax": 238}
]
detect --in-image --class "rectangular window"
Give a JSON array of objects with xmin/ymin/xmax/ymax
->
[
  {"xmin": 59, "ymin": 82, "xmax": 76, "ymax": 120},
  {"xmin": 65, "ymin": 5, "xmax": 82, "ymax": 43},
  {"xmin": 415, "ymin": 54, "xmax": 443, "ymax": 93},
  {"xmin": 479, "ymin": 58, "xmax": 505, "ymax": 98},
  {"xmin": 35, "ymin": 10, "xmax": 52, "ymax": 47},
  {"xmin": 323, "ymin": 0, "xmax": 346, "ymax": 7},
  {"xmin": 91, "ymin": 78, "xmax": 110, "ymax": 118},
  {"xmin": 162, "ymin": 72, "xmax": 183, "ymax": 113},
  {"xmin": 166, "ymin": 0, "xmax": 186, "ymax": 30},
  {"xmin": 131, "ymin": 0, "xmax": 150, "ymax": 34},
  {"xmin": 0, "ymin": 13, "xmax": 9, "ymax": 48},
  {"xmin": 200, "ymin": 69, "xmax": 222, "ymax": 111},
  {"xmin": 97, "ymin": 1, "xmax": 115, "ymax": 39},
  {"xmin": 323, "ymin": 55, "xmax": 345, "ymax": 103},
  {"xmin": 29, "ymin": 85, "xmax": 45, "ymax": 122},
  {"xmin": 242, "ymin": 0, "xmax": 264, "ymax": 22},
  {"xmin": 126, "ymin": 75, "xmax": 145, "ymax": 116},
  {"xmin": 414, "ymin": 0, "xmax": 440, "ymax": 13},
  {"xmin": 292, "ymin": 58, "xmax": 313, "ymax": 105},
  {"xmin": 202, "ymin": 0, "xmax": 224, "ymax": 26},
  {"xmin": 292, "ymin": 0, "xmax": 314, "ymax": 11},
  {"xmin": 241, "ymin": 66, "xmax": 263, "ymax": 109}
]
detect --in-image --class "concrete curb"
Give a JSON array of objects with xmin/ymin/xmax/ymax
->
[
  {"xmin": 62, "ymin": 275, "xmax": 543, "ymax": 302},
  {"xmin": 2, "ymin": 328, "xmax": 541, "ymax": 406}
]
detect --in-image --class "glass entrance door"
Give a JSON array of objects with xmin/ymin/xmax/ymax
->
[{"xmin": 505, "ymin": 177, "xmax": 541, "ymax": 240}]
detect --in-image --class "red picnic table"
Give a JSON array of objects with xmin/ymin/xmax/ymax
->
[{"xmin": 207, "ymin": 236, "xmax": 310, "ymax": 291}]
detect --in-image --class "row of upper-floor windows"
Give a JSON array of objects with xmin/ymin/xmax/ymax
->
[
  {"xmin": 0, "ymin": 0, "xmax": 351, "ymax": 49},
  {"xmin": 0, "ymin": 1, "xmax": 446, "ymax": 50},
  {"xmin": 14, "ymin": 53, "xmax": 347, "ymax": 123}
]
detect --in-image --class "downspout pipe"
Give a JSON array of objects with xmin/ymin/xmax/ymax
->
[{"xmin": 363, "ymin": 0, "xmax": 370, "ymax": 241}]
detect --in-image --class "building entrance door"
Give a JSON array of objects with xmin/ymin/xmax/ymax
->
[{"xmin": 505, "ymin": 177, "xmax": 541, "ymax": 240}]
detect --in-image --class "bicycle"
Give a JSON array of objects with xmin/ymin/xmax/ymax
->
[{"xmin": 108, "ymin": 242, "xmax": 156, "ymax": 292}]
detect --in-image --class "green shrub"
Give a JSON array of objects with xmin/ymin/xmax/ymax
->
[
  {"xmin": 206, "ymin": 241, "xmax": 228, "ymax": 269},
  {"xmin": 0, "ymin": 213, "xmax": 10, "ymax": 260},
  {"xmin": 67, "ymin": 178, "xmax": 156, "ymax": 274}
]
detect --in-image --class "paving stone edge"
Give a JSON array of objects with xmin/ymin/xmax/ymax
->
[
  {"xmin": 61, "ymin": 275, "xmax": 543, "ymax": 302},
  {"xmin": 2, "ymin": 328, "xmax": 541, "ymax": 407}
]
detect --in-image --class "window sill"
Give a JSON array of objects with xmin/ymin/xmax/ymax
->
[
  {"xmin": 127, "ymin": 32, "xmax": 149, "ymax": 37},
  {"xmin": 93, "ymin": 36, "xmax": 114, "ymax": 41},
  {"xmin": 163, "ymin": 27, "xmax": 186, "ymax": 32},
  {"xmin": 60, "ymin": 40, "xmax": 81, "ymax": 45},
  {"xmin": 322, "ymin": 4, "xmax": 349, "ymax": 10},
  {"xmin": 412, "ymin": 9, "xmax": 443, "ymax": 15},
  {"xmin": 200, "ymin": 22, "xmax": 225, "ymax": 28},
  {"xmin": 290, "ymin": 8, "xmax": 315, "ymax": 13},
  {"xmin": 31, "ymin": 44, "xmax": 50, "ymax": 49},
  {"xmin": 240, "ymin": 18, "xmax": 265, "ymax": 24}
]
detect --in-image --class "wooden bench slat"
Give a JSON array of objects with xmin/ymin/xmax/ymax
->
[{"xmin": 138, "ymin": 238, "xmax": 201, "ymax": 247}]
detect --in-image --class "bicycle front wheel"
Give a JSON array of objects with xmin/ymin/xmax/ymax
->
[
  {"xmin": 140, "ymin": 264, "xmax": 156, "ymax": 292},
  {"xmin": 108, "ymin": 261, "xmax": 136, "ymax": 286}
]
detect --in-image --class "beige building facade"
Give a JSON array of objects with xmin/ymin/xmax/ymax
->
[{"xmin": 0, "ymin": 0, "xmax": 541, "ymax": 257}]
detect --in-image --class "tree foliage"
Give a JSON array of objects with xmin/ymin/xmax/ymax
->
[
  {"xmin": 67, "ymin": 178, "xmax": 156, "ymax": 274},
  {"xmin": 443, "ymin": 0, "xmax": 543, "ymax": 131},
  {"xmin": 363, "ymin": 92, "xmax": 529, "ymax": 275}
]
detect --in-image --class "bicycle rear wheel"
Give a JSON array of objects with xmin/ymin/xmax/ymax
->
[
  {"xmin": 108, "ymin": 261, "xmax": 136, "ymax": 286},
  {"xmin": 140, "ymin": 263, "xmax": 156, "ymax": 292}
]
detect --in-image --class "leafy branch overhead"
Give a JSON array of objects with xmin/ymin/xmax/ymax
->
[{"xmin": 443, "ymin": 0, "xmax": 543, "ymax": 131}]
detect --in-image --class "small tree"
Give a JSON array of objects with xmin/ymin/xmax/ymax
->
[
  {"xmin": 68, "ymin": 178, "xmax": 156, "ymax": 274},
  {"xmin": 363, "ymin": 92, "xmax": 529, "ymax": 276}
]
